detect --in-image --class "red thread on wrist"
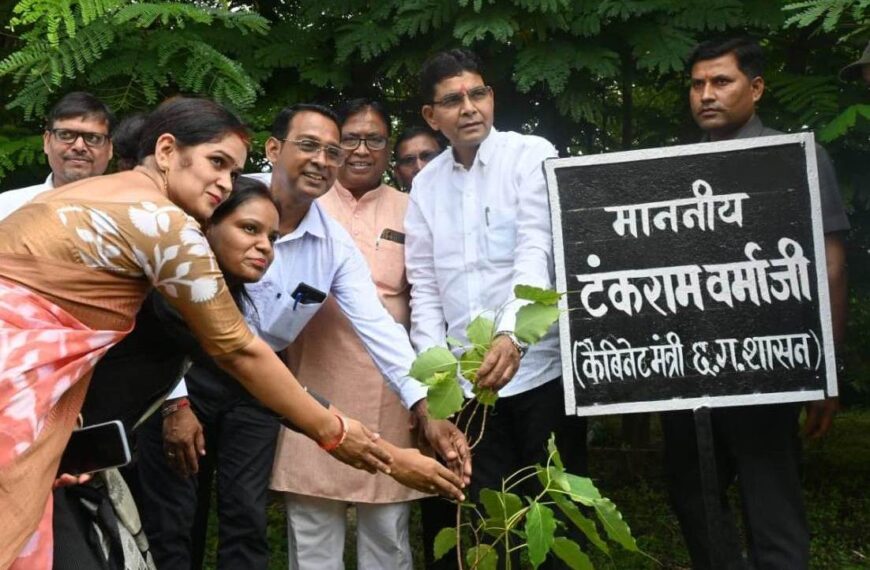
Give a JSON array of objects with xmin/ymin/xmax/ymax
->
[{"xmin": 161, "ymin": 397, "xmax": 190, "ymax": 418}]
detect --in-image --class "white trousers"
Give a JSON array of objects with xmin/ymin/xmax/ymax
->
[{"xmin": 284, "ymin": 493, "xmax": 413, "ymax": 570}]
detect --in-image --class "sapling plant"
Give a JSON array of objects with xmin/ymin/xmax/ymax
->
[{"xmin": 408, "ymin": 285, "xmax": 646, "ymax": 569}]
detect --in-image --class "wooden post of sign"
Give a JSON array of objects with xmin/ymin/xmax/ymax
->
[{"xmin": 693, "ymin": 406, "xmax": 738, "ymax": 568}]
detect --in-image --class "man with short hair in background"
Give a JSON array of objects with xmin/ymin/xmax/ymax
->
[
  {"xmin": 392, "ymin": 126, "xmax": 444, "ymax": 191},
  {"xmin": 661, "ymin": 37, "xmax": 849, "ymax": 570},
  {"xmin": 0, "ymin": 91, "xmax": 114, "ymax": 220}
]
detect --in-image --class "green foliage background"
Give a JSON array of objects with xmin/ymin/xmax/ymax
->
[{"xmin": 0, "ymin": 0, "xmax": 868, "ymax": 398}]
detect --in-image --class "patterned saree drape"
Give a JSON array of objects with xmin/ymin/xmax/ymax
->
[{"xmin": 0, "ymin": 278, "xmax": 126, "ymax": 569}]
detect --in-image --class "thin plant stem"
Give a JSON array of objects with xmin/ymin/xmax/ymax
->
[
  {"xmin": 459, "ymin": 398, "xmax": 481, "ymax": 440},
  {"xmin": 456, "ymin": 501, "xmax": 464, "ymax": 570},
  {"xmin": 469, "ymin": 406, "xmax": 488, "ymax": 450}
]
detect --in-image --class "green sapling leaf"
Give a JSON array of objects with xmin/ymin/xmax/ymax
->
[
  {"xmin": 514, "ymin": 284, "xmax": 562, "ymax": 305},
  {"xmin": 479, "ymin": 489, "xmax": 524, "ymax": 528},
  {"xmin": 551, "ymin": 537, "xmax": 594, "ymax": 570},
  {"xmin": 547, "ymin": 433, "xmax": 565, "ymax": 472},
  {"xmin": 565, "ymin": 473, "xmax": 603, "ymax": 504},
  {"xmin": 548, "ymin": 489, "xmax": 610, "ymax": 555},
  {"xmin": 466, "ymin": 315, "xmax": 495, "ymax": 347},
  {"xmin": 525, "ymin": 502, "xmax": 557, "ymax": 568},
  {"xmin": 446, "ymin": 336, "xmax": 465, "ymax": 349},
  {"xmin": 460, "ymin": 346, "xmax": 486, "ymax": 382},
  {"xmin": 410, "ymin": 346, "xmax": 457, "ymax": 382},
  {"xmin": 514, "ymin": 303, "xmax": 559, "ymax": 344},
  {"xmin": 472, "ymin": 384, "xmax": 499, "ymax": 406},
  {"xmin": 466, "ymin": 544, "xmax": 498, "ymax": 570},
  {"xmin": 427, "ymin": 374, "xmax": 464, "ymax": 419},
  {"xmin": 433, "ymin": 527, "xmax": 457, "ymax": 561},
  {"xmin": 593, "ymin": 498, "xmax": 639, "ymax": 552}
]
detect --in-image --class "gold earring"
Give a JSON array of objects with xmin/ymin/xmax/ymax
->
[{"xmin": 159, "ymin": 168, "xmax": 169, "ymax": 194}]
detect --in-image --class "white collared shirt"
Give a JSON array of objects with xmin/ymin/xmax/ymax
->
[
  {"xmin": 0, "ymin": 174, "xmax": 54, "ymax": 222},
  {"xmin": 405, "ymin": 128, "xmax": 561, "ymax": 398},
  {"xmin": 238, "ymin": 172, "xmax": 427, "ymax": 409}
]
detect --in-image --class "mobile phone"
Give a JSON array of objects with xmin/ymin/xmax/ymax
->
[
  {"xmin": 290, "ymin": 282, "xmax": 327, "ymax": 305},
  {"xmin": 58, "ymin": 420, "xmax": 131, "ymax": 476},
  {"xmin": 379, "ymin": 228, "xmax": 405, "ymax": 244}
]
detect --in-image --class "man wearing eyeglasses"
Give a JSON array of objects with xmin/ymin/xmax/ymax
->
[
  {"xmin": 0, "ymin": 91, "xmax": 114, "ymax": 221},
  {"xmin": 154, "ymin": 103, "xmax": 471, "ymax": 569},
  {"xmin": 405, "ymin": 48, "xmax": 588, "ymax": 569},
  {"xmin": 393, "ymin": 126, "xmax": 444, "ymax": 191},
  {"xmin": 269, "ymin": 98, "xmax": 427, "ymax": 570}
]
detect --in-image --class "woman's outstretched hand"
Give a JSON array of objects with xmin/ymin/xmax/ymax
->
[
  {"xmin": 328, "ymin": 417, "xmax": 393, "ymax": 474},
  {"xmin": 389, "ymin": 447, "xmax": 466, "ymax": 501}
]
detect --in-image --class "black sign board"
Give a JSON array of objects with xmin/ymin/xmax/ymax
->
[{"xmin": 545, "ymin": 133, "xmax": 837, "ymax": 416}]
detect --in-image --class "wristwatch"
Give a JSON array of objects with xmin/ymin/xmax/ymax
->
[{"xmin": 495, "ymin": 331, "xmax": 528, "ymax": 359}]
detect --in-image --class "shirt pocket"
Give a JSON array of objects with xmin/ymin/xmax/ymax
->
[
  {"xmin": 485, "ymin": 207, "xmax": 517, "ymax": 264},
  {"xmin": 247, "ymin": 278, "xmax": 326, "ymax": 347},
  {"xmin": 373, "ymin": 239, "xmax": 407, "ymax": 293},
  {"xmin": 273, "ymin": 300, "xmax": 324, "ymax": 345}
]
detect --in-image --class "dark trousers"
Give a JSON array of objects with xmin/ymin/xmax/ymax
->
[
  {"xmin": 660, "ymin": 404, "xmax": 809, "ymax": 570},
  {"xmin": 135, "ymin": 389, "xmax": 279, "ymax": 570},
  {"xmin": 454, "ymin": 378, "xmax": 588, "ymax": 569},
  {"xmin": 421, "ymin": 496, "xmax": 460, "ymax": 569}
]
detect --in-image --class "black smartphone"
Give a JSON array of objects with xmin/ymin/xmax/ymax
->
[
  {"xmin": 290, "ymin": 282, "xmax": 327, "ymax": 305},
  {"xmin": 58, "ymin": 420, "xmax": 132, "ymax": 476}
]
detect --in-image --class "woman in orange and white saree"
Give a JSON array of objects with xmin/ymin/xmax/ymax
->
[{"xmin": 0, "ymin": 98, "xmax": 393, "ymax": 569}]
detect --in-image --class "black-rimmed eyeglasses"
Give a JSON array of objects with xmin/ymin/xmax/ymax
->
[
  {"xmin": 280, "ymin": 138, "xmax": 347, "ymax": 166},
  {"xmin": 339, "ymin": 136, "xmax": 388, "ymax": 151},
  {"xmin": 47, "ymin": 128, "xmax": 110, "ymax": 148}
]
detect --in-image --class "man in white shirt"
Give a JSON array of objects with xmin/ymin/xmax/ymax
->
[
  {"xmin": 405, "ymin": 50, "xmax": 588, "ymax": 564},
  {"xmin": 164, "ymin": 104, "xmax": 471, "ymax": 477},
  {"xmin": 0, "ymin": 92, "xmax": 114, "ymax": 220}
]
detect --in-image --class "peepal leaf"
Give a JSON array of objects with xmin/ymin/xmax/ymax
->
[
  {"xmin": 427, "ymin": 374, "xmax": 464, "ymax": 419},
  {"xmin": 480, "ymin": 489, "xmax": 524, "ymax": 529},
  {"xmin": 425, "ymin": 370, "xmax": 453, "ymax": 387},
  {"xmin": 547, "ymin": 433, "xmax": 565, "ymax": 471},
  {"xmin": 514, "ymin": 285, "xmax": 562, "ymax": 305},
  {"xmin": 594, "ymin": 498, "xmax": 639, "ymax": 552},
  {"xmin": 460, "ymin": 346, "xmax": 486, "ymax": 382},
  {"xmin": 548, "ymin": 489, "xmax": 610, "ymax": 555},
  {"xmin": 551, "ymin": 537, "xmax": 593, "ymax": 570},
  {"xmin": 537, "ymin": 465, "xmax": 570, "ymax": 495},
  {"xmin": 466, "ymin": 314, "xmax": 495, "ymax": 346},
  {"xmin": 565, "ymin": 473, "xmax": 603, "ymax": 504},
  {"xmin": 525, "ymin": 502, "xmax": 557, "ymax": 568},
  {"xmin": 446, "ymin": 336, "xmax": 465, "ymax": 349},
  {"xmin": 515, "ymin": 303, "xmax": 559, "ymax": 344},
  {"xmin": 433, "ymin": 527, "xmax": 456, "ymax": 561},
  {"xmin": 466, "ymin": 544, "xmax": 498, "ymax": 570},
  {"xmin": 473, "ymin": 384, "xmax": 499, "ymax": 406},
  {"xmin": 410, "ymin": 346, "xmax": 457, "ymax": 382}
]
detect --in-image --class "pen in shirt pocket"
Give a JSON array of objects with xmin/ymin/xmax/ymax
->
[{"xmin": 485, "ymin": 206, "xmax": 490, "ymax": 226}]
